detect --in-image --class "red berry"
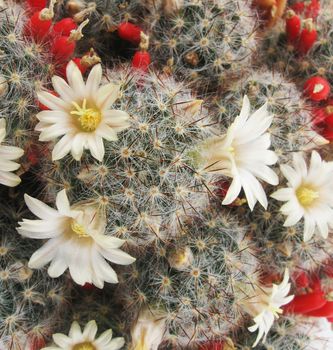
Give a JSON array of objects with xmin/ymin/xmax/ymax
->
[
  {"xmin": 53, "ymin": 18, "xmax": 78, "ymax": 37},
  {"xmin": 298, "ymin": 19, "xmax": 317, "ymax": 54},
  {"xmin": 312, "ymin": 101, "xmax": 333, "ymax": 125},
  {"xmin": 283, "ymin": 291, "xmax": 327, "ymax": 314},
  {"xmin": 293, "ymin": 271, "xmax": 309, "ymax": 289},
  {"xmin": 327, "ymin": 317, "xmax": 333, "ymax": 323},
  {"xmin": 26, "ymin": 0, "xmax": 47, "ymax": 11},
  {"xmin": 304, "ymin": 76, "xmax": 331, "ymax": 102},
  {"xmin": 118, "ymin": 22, "xmax": 142, "ymax": 45},
  {"xmin": 305, "ymin": 301, "xmax": 333, "ymax": 317},
  {"xmin": 199, "ymin": 341, "xmax": 224, "ymax": 350},
  {"xmin": 286, "ymin": 10, "xmax": 301, "ymax": 43},
  {"xmin": 132, "ymin": 51, "xmax": 151, "ymax": 72},
  {"xmin": 51, "ymin": 36, "xmax": 76, "ymax": 61},
  {"xmin": 305, "ymin": 0, "xmax": 320, "ymax": 19},
  {"xmin": 25, "ymin": 12, "xmax": 52, "ymax": 41},
  {"xmin": 321, "ymin": 126, "xmax": 333, "ymax": 141},
  {"xmin": 291, "ymin": 2, "xmax": 305, "ymax": 14},
  {"xmin": 82, "ymin": 283, "xmax": 95, "ymax": 290}
]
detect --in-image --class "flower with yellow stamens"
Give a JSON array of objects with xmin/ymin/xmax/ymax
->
[
  {"xmin": 17, "ymin": 190, "xmax": 135, "ymax": 288},
  {"xmin": 41, "ymin": 320, "xmax": 124, "ymax": 350},
  {"xmin": 36, "ymin": 61, "xmax": 130, "ymax": 162},
  {"xmin": 271, "ymin": 151, "xmax": 333, "ymax": 241}
]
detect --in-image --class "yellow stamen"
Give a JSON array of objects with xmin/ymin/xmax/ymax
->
[
  {"xmin": 296, "ymin": 185, "xmax": 319, "ymax": 207},
  {"xmin": 73, "ymin": 342, "xmax": 96, "ymax": 350},
  {"xmin": 70, "ymin": 99, "xmax": 101, "ymax": 132},
  {"xmin": 71, "ymin": 220, "xmax": 89, "ymax": 238}
]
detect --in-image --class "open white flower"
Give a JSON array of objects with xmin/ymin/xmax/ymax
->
[
  {"xmin": 17, "ymin": 190, "xmax": 135, "ymax": 288},
  {"xmin": 130, "ymin": 308, "xmax": 166, "ymax": 350},
  {"xmin": 0, "ymin": 118, "xmax": 24, "ymax": 187},
  {"xmin": 198, "ymin": 95, "xmax": 278, "ymax": 210},
  {"xmin": 247, "ymin": 269, "xmax": 294, "ymax": 347},
  {"xmin": 271, "ymin": 151, "xmax": 333, "ymax": 242},
  {"xmin": 42, "ymin": 320, "xmax": 125, "ymax": 350},
  {"xmin": 36, "ymin": 61, "xmax": 130, "ymax": 162}
]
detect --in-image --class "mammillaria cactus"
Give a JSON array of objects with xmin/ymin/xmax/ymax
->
[
  {"xmin": 0, "ymin": 193, "xmax": 71, "ymax": 350},
  {"xmin": 0, "ymin": 1, "xmax": 53, "ymax": 170},
  {"xmin": 116, "ymin": 209, "xmax": 261, "ymax": 347},
  {"xmin": 36, "ymin": 64, "xmax": 216, "ymax": 248},
  {"xmin": 146, "ymin": 0, "xmax": 259, "ymax": 91}
]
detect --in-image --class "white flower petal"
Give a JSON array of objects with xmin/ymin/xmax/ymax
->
[
  {"xmin": 86, "ymin": 64, "xmax": 102, "ymax": 96},
  {"xmin": 28, "ymin": 238, "xmax": 60, "ymax": 269},
  {"xmin": 52, "ymin": 134, "xmax": 75, "ymax": 161},
  {"xmin": 23, "ymin": 193, "xmax": 60, "ymax": 219},
  {"xmin": 56, "ymin": 189, "xmax": 71, "ymax": 215},
  {"xmin": 95, "ymin": 83, "xmax": 120, "ymax": 110},
  {"xmin": 52, "ymin": 75, "xmax": 77, "ymax": 102},
  {"xmin": 99, "ymin": 247, "xmax": 136, "ymax": 265},
  {"xmin": 0, "ymin": 170, "xmax": 21, "ymax": 187},
  {"xmin": 83, "ymin": 320, "xmax": 98, "ymax": 341},
  {"xmin": 37, "ymin": 91, "xmax": 70, "ymax": 111},
  {"xmin": 53, "ymin": 333, "xmax": 72, "ymax": 348},
  {"xmin": 66, "ymin": 61, "xmax": 86, "ymax": 98}
]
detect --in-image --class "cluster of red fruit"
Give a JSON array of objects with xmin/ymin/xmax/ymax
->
[
  {"xmin": 25, "ymin": 0, "xmax": 151, "ymax": 75},
  {"xmin": 284, "ymin": 266, "xmax": 333, "ymax": 321},
  {"xmin": 285, "ymin": 0, "xmax": 319, "ymax": 54}
]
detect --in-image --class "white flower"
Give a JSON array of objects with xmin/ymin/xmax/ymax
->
[
  {"xmin": 36, "ymin": 61, "xmax": 130, "ymax": 162},
  {"xmin": 271, "ymin": 151, "xmax": 333, "ymax": 242},
  {"xmin": 130, "ymin": 308, "xmax": 166, "ymax": 350},
  {"xmin": 198, "ymin": 95, "xmax": 278, "ymax": 210},
  {"xmin": 0, "ymin": 118, "xmax": 24, "ymax": 187},
  {"xmin": 17, "ymin": 190, "xmax": 135, "ymax": 288},
  {"xmin": 42, "ymin": 320, "xmax": 125, "ymax": 350},
  {"xmin": 247, "ymin": 269, "xmax": 294, "ymax": 347}
]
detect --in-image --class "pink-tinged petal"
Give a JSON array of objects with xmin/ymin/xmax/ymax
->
[
  {"xmin": 86, "ymin": 64, "xmax": 102, "ymax": 95},
  {"xmin": 52, "ymin": 134, "xmax": 74, "ymax": 161},
  {"xmin": 39, "ymin": 124, "xmax": 71, "ymax": 142},
  {"xmin": 95, "ymin": 83, "xmax": 120, "ymax": 110},
  {"xmin": 36, "ymin": 110, "xmax": 70, "ymax": 124},
  {"xmin": 66, "ymin": 61, "xmax": 86, "ymax": 98},
  {"xmin": 52, "ymin": 75, "xmax": 77, "ymax": 102},
  {"xmin": 37, "ymin": 91, "xmax": 71, "ymax": 111}
]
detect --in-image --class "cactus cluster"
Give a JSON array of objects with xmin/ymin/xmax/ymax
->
[
  {"xmin": 1, "ymin": 0, "xmax": 333, "ymax": 349},
  {"xmin": 0, "ymin": 191, "xmax": 71, "ymax": 350},
  {"xmin": 37, "ymin": 68, "xmax": 216, "ymax": 247},
  {"xmin": 147, "ymin": 0, "xmax": 259, "ymax": 91}
]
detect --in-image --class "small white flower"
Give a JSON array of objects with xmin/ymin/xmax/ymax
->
[
  {"xmin": 36, "ymin": 61, "xmax": 130, "ymax": 162},
  {"xmin": 248, "ymin": 269, "xmax": 294, "ymax": 347},
  {"xmin": 17, "ymin": 190, "xmax": 135, "ymax": 288},
  {"xmin": 271, "ymin": 151, "xmax": 333, "ymax": 242},
  {"xmin": 42, "ymin": 320, "xmax": 125, "ymax": 350},
  {"xmin": 0, "ymin": 118, "xmax": 24, "ymax": 187},
  {"xmin": 198, "ymin": 95, "xmax": 278, "ymax": 210},
  {"xmin": 130, "ymin": 308, "xmax": 166, "ymax": 350}
]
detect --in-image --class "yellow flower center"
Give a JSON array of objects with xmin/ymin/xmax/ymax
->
[
  {"xmin": 72, "ymin": 342, "xmax": 96, "ymax": 350},
  {"xmin": 71, "ymin": 220, "xmax": 89, "ymax": 238},
  {"xmin": 71, "ymin": 99, "xmax": 101, "ymax": 132},
  {"xmin": 296, "ymin": 185, "xmax": 319, "ymax": 207}
]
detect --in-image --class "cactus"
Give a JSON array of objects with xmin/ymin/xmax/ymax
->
[
  {"xmin": 0, "ymin": 1, "xmax": 53, "ymax": 172},
  {"xmin": 0, "ymin": 191, "xmax": 71, "ymax": 350},
  {"xmin": 115, "ymin": 208, "xmax": 260, "ymax": 347},
  {"xmin": 147, "ymin": 0, "xmax": 259, "ymax": 91},
  {"xmin": 35, "ymin": 66, "xmax": 216, "ymax": 247},
  {"xmin": 214, "ymin": 69, "xmax": 327, "ymax": 163}
]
